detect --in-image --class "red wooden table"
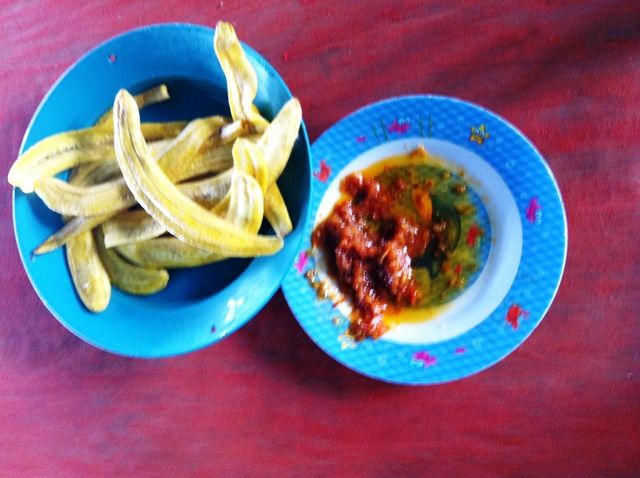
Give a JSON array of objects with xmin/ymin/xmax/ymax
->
[{"xmin": 1, "ymin": 1, "xmax": 639, "ymax": 476}]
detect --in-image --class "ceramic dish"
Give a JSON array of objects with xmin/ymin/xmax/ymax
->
[
  {"xmin": 282, "ymin": 95, "xmax": 566, "ymax": 384},
  {"xmin": 13, "ymin": 23, "xmax": 311, "ymax": 357}
]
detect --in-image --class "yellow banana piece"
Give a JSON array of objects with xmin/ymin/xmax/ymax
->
[
  {"xmin": 178, "ymin": 141, "xmax": 233, "ymax": 179},
  {"xmin": 264, "ymin": 183, "xmax": 293, "ymax": 237},
  {"xmin": 8, "ymin": 121, "xmax": 187, "ymax": 193},
  {"xmin": 102, "ymin": 170, "xmax": 234, "ymax": 248},
  {"xmin": 232, "ymin": 138, "xmax": 269, "ymax": 192},
  {"xmin": 214, "ymin": 21, "xmax": 269, "ymax": 132},
  {"xmin": 66, "ymin": 229, "xmax": 111, "ymax": 312},
  {"xmin": 34, "ymin": 213, "xmax": 115, "ymax": 255},
  {"xmin": 224, "ymin": 170, "xmax": 264, "ymax": 234},
  {"xmin": 178, "ymin": 168, "xmax": 233, "ymax": 209},
  {"xmin": 64, "ymin": 165, "xmax": 111, "ymax": 312},
  {"xmin": 244, "ymin": 98, "xmax": 301, "ymax": 237},
  {"xmin": 257, "ymin": 97, "xmax": 302, "ymax": 181},
  {"xmin": 34, "ymin": 176, "xmax": 134, "ymax": 216},
  {"xmin": 96, "ymin": 84, "xmax": 170, "ymax": 126},
  {"xmin": 33, "ymin": 119, "xmax": 231, "ymax": 218},
  {"xmin": 42, "ymin": 148, "xmax": 232, "ymax": 255},
  {"xmin": 110, "ymin": 169, "xmax": 264, "ymax": 265},
  {"xmin": 94, "ymin": 228, "xmax": 169, "ymax": 295},
  {"xmin": 101, "ymin": 209, "xmax": 163, "ymax": 249},
  {"xmin": 156, "ymin": 116, "xmax": 229, "ymax": 181},
  {"xmin": 113, "ymin": 89, "xmax": 282, "ymax": 257},
  {"xmin": 116, "ymin": 237, "xmax": 224, "ymax": 269}
]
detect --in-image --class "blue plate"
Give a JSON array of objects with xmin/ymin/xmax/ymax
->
[
  {"xmin": 282, "ymin": 95, "xmax": 567, "ymax": 384},
  {"xmin": 13, "ymin": 23, "xmax": 311, "ymax": 357}
]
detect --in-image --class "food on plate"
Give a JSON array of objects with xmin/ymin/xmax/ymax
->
[
  {"xmin": 95, "ymin": 84, "xmax": 169, "ymax": 126},
  {"xmin": 8, "ymin": 21, "xmax": 302, "ymax": 312},
  {"xmin": 113, "ymin": 89, "xmax": 283, "ymax": 256},
  {"xmin": 214, "ymin": 21, "xmax": 270, "ymax": 133},
  {"xmin": 101, "ymin": 170, "xmax": 234, "ymax": 248},
  {"xmin": 115, "ymin": 236, "xmax": 224, "ymax": 269},
  {"xmin": 311, "ymin": 146, "xmax": 483, "ymax": 340},
  {"xmin": 63, "ymin": 163, "xmax": 112, "ymax": 312},
  {"xmin": 65, "ymin": 227, "xmax": 111, "ymax": 312},
  {"xmin": 94, "ymin": 228, "xmax": 170, "ymax": 296}
]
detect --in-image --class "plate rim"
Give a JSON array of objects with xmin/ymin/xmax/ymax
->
[
  {"xmin": 283, "ymin": 93, "xmax": 568, "ymax": 385},
  {"xmin": 12, "ymin": 22, "xmax": 312, "ymax": 358}
]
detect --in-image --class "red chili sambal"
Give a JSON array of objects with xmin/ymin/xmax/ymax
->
[{"xmin": 312, "ymin": 172, "xmax": 431, "ymax": 340}]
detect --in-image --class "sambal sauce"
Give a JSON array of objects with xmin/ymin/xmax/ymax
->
[
  {"xmin": 311, "ymin": 146, "xmax": 484, "ymax": 341},
  {"xmin": 313, "ymin": 172, "xmax": 430, "ymax": 339}
]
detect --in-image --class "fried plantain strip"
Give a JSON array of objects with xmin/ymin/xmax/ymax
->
[
  {"xmin": 34, "ymin": 213, "xmax": 115, "ymax": 255},
  {"xmin": 64, "ymin": 162, "xmax": 111, "ymax": 312},
  {"xmin": 66, "ymin": 229, "xmax": 111, "ymax": 312},
  {"xmin": 249, "ymin": 98, "xmax": 301, "ymax": 237},
  {"xmin": 176, "ymin": 141, "xmax": 233, "ymax": 179},
  {"xmin": 224, "ymin": 170, "xmax": 264, "ymax": 234},
  {"xmin": 264, "ymin": 183, "xmax": 292, "ymax": 237},
  {"xmin": 214, "ymin": 21, "xmax": 269, "ymax": 132},
  {"xmin": 157, "ymin": 119, "xmax": 231, "ymax": 183},
  {"xmin": 116, "ymin": 237, "xmax": 224, "ymax": 269},
  {"xmin": 177, "ymin": 168, "xmax": 233, "ymax": 209},
  {"xmin": 33, "ymin": 118, "xmax": 231, "ymax": 217},
  {"xmin": 96, "ymin": 84, "xmax": 170, "ymax": 126},
  {"xmin": 94, "ymin": 228, "xmax": 169, "ymax": 295},
  {"xmin": 232, "ymin": 137, "xmax": 269, "ymax": 192},
  {"xmin": 257, "ymin": 97, "xmax": 302, "ymax": 181},
  {"xmin": 111, "ymin": 170, "xmax": 263, "ymax": 266},
  {"xmin": 102, "ymin": 169, "xmax": 234, "ymax": 248},
  {"xmin": 101, "ymin": 209, "xmax": 163, "ymax": 249},
  {"xmin": 9, "ymin": 121, "xmax": 187, "ymax": 193},
  {"xmin": 35, "ymin": 176, "xmax": 134, "ymax": 216},
  {"xmin": 113, "ymin": 89, "xmax": 282, "ymax": 257},
  {"xmin": 32, "ymin": 139, "xmax": 175, "ymax": 254}
]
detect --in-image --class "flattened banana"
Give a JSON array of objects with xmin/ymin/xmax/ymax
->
[
  {"xmin": 157, "ymin": 116, "xmax": 229, "ymax": 182},
  {"xmin": 113, "ymin": 90, "xmax": 282, "ymax": 257},
  {"xmin": 96, "ymin": 84, "xmax": 170, "ymax": 126},
  {"xmin": 66, "ymin": 138, "xmax": 171, "ymax": 186},
  {"xmin": 94, "ymin": 228, "xmax": 169, "ymax": 295},
  {"xmin": 264, "ymin": 183, "xmax": 292, "ymax": 237},
  {"xmin": 225, "ymin": 170, "xmax": 264, "ymax": 234},
  {"xmin": 257, "ymin": 97, "xmax": 302, "ymax": 181},
  {"xmin": 34, "ymin": 213, "xmax": 115, "ymax": 255},
  {"xmin": 232, "ymin": 138, "xmax": 269, "ymax": 192},
  {"xmin": 174, "ymin": 142, "xmax": 233, "ymax": 180},
  {"xmin": 178, "ymin": 168, "xmax": 233, "ymax": 209},
  {"xmin": 66, "ymin": 229, "xmax": 111, "ymax": 312},
  {"xmin": 102, "ymin": 209, "xmax": 165, "ymax": 249},
  {"xmin": 214, "ymin": 21, "xmax": 269, "ymax": 132},
  {"xmin": 9, "ymin": 121, "xmax": 187, "ymax": 193},
  {"xmin": 63, "ymin": 160, "xmax": 112, "ymax": 310},
  {"xmin": 109, "ymin": 171, "xmax": 263, "ymax": 263},
  {"xmin": 34, "ymin": 176, "xmax": 134, "ymax": 216},
  {"xmin": 116, "ymin": 237, "xmax": 224, "ymax": 269},
  {"xmin": 34, "ymin": 120, "xmax": 230, "ymax": 218},
  {"xmin": 102, "ymin": 170, "xmax": 233, "ymax": 248}
]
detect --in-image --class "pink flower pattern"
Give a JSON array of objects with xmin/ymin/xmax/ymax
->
[
  {"xmin": 413, "ymin": 351, "xmax": 437, "ymax": 368},
  {"xmin": 294, "ymin": 251, "xmax": 308, "ymax": 273}
]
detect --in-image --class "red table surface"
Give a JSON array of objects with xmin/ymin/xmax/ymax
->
[{"xmin": 1, "ymin": 1, "xmax": 639, "ymax": 476}]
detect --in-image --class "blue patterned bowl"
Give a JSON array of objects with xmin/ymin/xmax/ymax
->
[{"xmin": 282, "ymin": 95, "xmax": 566, "ymax": 384}]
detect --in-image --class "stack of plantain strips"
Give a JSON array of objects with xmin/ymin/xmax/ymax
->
[{"xmin": 8, "ymin": 21, "xmax": 302, "ymax": 312}]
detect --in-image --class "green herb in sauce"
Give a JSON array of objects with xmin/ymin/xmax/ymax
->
[{"xmin": 374, "ymin": 163, "xmax": 483, "ymax": 308}]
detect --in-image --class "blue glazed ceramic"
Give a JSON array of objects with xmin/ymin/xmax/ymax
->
[
  {"xmin": 282, "ymin": 95, "xmax": 567, "ymax": 384},
  {"xmin": 13, "ymin": 23, "xmax": 311, "ymax": 357}
]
